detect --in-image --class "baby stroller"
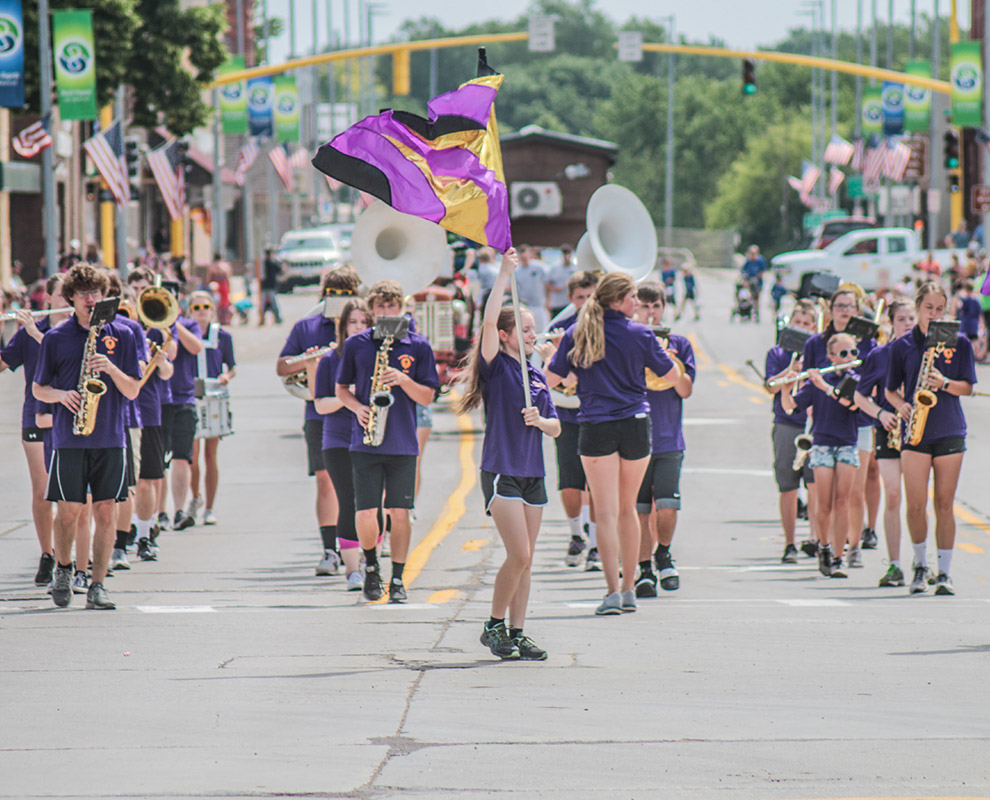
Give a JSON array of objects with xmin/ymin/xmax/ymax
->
[{"xmin": 730, "ymin": 279, "xmax": 755, "ymax": 322}]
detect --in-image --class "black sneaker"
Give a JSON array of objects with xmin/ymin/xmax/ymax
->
[
  {"xmin": 363, "ymin": 566, "xmax": 383, "ymax": 601},
  {"xmin": 513, "ymin": 634, "xmax": 548, "ymax": 661},
  {"xmin": 781, "ymin": 544, "xmax": 799, "ymax": 564},
  {"xmin": 654, "ymin": 549, "xmax": 679, "ymax": 591},
  {"xmin": 85, "ymin": 582, "xmax": 116, "ymax": 610},
  {"xmin": 584, "ymin": 547, "xmax": 601, "ymax": 571},
  {"xmin": 565, "ymin": 536, "xmax": 586, "ymax": 567},
  {"xmin": 127, "ymin": 523, "xmax": 137, "ymax": 548},
  {"xmin": 800, "ymin": 539, "xmax": 819, "ymax": 558},
  {"xmin": 909, "ymin": 564, "xmax": 928, "ymax": 594},
  {"xmin": 51, "ymin": 564, "xmax": 73, "ymax": 608},
  {"xmin": 634, "ymin": 569, "xmax": 658, "ymax": 598},
  {"xmin": 388, "ymin": 579, "xmax": 407, "ymax": 604},
  {"xmin": 830, "ymin": 557, "xmax": 848, "ymax": 578},
  {"xmin": 157, "ymin": 511, "xmax": 170, "ymax": 531},
  {"xmin": 861, "ymin": 528, "xmax": 879, "ymax": 550},
  {"xmin": 35, "ymin": 552, "xmax": 55, "ymax": 586},
  {"xmin": 933, "ymin": 572, "xmax": 955, "ymax": 596},
  {"xmin": 173, "ymin": 510, "xmax": 194, "ymax": 531},
  {"xmin": 480, "ymin": 622, "xmax": 520, "ymax": 660},
  {"xmin": 796, "ymin": 497, "xmax": 808, "ymax": 520},
  {"xmin": 137, "ymin": 537, "xmax": 157, "ymax": 562},
  {"xmin": 818, "ymin": 545, "xmax": 833, "ymax": 577}
]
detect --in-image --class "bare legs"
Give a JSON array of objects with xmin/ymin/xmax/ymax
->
[
  {"xmin": 876, "ymin": 458, "xmax": 903, "ymax": 564},
  {"xmin": 489, "ymin": 499, "xmax": 542, "ymax": 629},
  {"xmin": 22, "ymin": 441, "xmax": 52, "ymax": 556}
]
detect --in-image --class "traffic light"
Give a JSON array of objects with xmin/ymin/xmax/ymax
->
[
  {"xmin": 948, "ymin": 172, "xmax": 960, "ymax": 193},
  {"xmin": 742, "ymin": 58, "xmax": 757, "ymax": 95},
  {"xmin": 392, "ymin": 48, "xmax": 410, "ymax": 96},
  {"xmin": 943, "ymin": 130, "xmax": 960, "ymax": 169},
  {"xmin": 124, "ymin": 138, "xmax": 141, "ymax": 181}
]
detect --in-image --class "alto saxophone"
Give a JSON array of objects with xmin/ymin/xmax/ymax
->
[
  {"xmin": 906, "ymin": 344, "xmax": 941, "ymax": 446},
  {"xmin": 73, "ymin": 319, "xmax": 109, "ymax": 437},
  {"xmin": 363, "ymin": 331, "xmax": 397, "ymax": 447}
]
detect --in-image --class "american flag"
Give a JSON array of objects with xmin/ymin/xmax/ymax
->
[
  {"xmin": 269, "ymin": 143, "xmax": 295, "ymax": 193},
  {"xmin": 147, "ymin": 140, "xmax": 186, "ymax": 221},
  {"xmin": 12, "ymin": 114, "xmax": 54, "ymax": 158},
  {"xmin": 850, "ymin": 138, "xmax": 866, "ymax": 171},
  {"xmin": 83, "ymin": 121, "xmax": 130, "ymax": 206},
  {"xmin": 824, "ymin": 134, "xmax": 855, "ymax": 166},
  {"xmin": 864, "ymin": 141, "xmax": 888, "ymax": 181},
  {"xmin": 288, "ymin": 146, "xmax": 309, "ymax": 170},
  {"xmin": 799, "ymin": 160, "xmax": 821, "ymax": 197},
  {"xmin": 787, "ymin": 175, "xmax": 804, "ymax": 194},
  {"xmin": 828, "ymin": 166, "xmax": 845, "ymax": 196},
  {"xmin": 884, "ymin": 138, "xmax": 912, "ymax": 182},
  {"xmin": 234, "ymin": 140, "xmax": 259, "ymax": 187}
]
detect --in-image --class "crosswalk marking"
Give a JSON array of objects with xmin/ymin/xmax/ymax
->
[
  {"xmin": 136, "ymin": 605, "xmax": 216, "ymax": 613},
  {"xmin": 777, "ymin": 599, "xmax": 848, "ymax": 607}
]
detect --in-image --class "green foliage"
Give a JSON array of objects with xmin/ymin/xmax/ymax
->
[{"xmin": 254, "ymin": 17, "xmax": 285, "ymax": 64}]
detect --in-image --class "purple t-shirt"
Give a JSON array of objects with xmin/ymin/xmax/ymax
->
[
  {"xmin": 1, "ymin": 317, "xmax": 51, "ymax": 428},
  {"xmin": 204, "ymin": 328, "xmax": 236, "ymax": 378},
  {"xmin": 167, "ymin": 317, "xmax": 203, "ymax": 406},
  {"xmin": 765, "ymin": 345, "xmax": 805, "ymax": 428},
  {"xmin": 148, "ymin": 326, "xmax": 173, "ymax": 406},
  {"xmin": 886, "ymin": 326, "xmax": 977, "ymax": 442},
  {"xmin": 314, "ymin": 348, "xmax": 354, "ymax": 450},
  {"xmin": 547, "ymin": 310, "xmax": 675, "ymax": 424},
  {"xmin": 335, "ymin": 328, "xmax": 439, "ymax": 456},
  {"xmin": 279, "ymin": 313, "xmax": 338, "ymax": 423},
  {"xmin": 479, "ymin": 350, "xmax": 558, "ymax": 477},
  {"xmin": 804, "ymin": 326, "xmax": 876, "ymax": 427},
  {"xmin": 33, "ymin": 315, "xmax": 141, "ymax": 449},
  {"xmin": 959, "ymin": 296, "xmax": 981, "ymax": 337},
  {"xmin": 116, "ymin": 312, "xmax": 148, "ymax": 428},
  {"xmin": 546, "ymin": 312, "xmax": 578, "ymax": 425},
  {"xmin": 790, "ymin": 369, "xmax": 861, "ymax": 447},
  {"xmin": 856, "ymin": 342, "xmax": 895, "ymax": 430},
  {"xmin": 647, "ymin": 334, "xmax": 696, "ymax": 453}
]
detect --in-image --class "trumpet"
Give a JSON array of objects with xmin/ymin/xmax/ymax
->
[
  {"xmin": 281, "ymin": 345, "xmax": 336, "ymax": 399},
  {"xmin": 0, "ymin": 307, "xmax": 68, "ymax": 323},
  {"xmin": 766, "ymin": 358, "xmax": 862, "ymax": 388}
]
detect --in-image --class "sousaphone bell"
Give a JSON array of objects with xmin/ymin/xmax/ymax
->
[{"xmin": 351, "ymin": 201, "xmax": 449, "ymax": 293}]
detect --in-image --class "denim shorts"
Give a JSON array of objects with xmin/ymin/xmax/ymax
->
[{"xmin": 809, "ymin": 444, "xmax": 860, "ymax": 469}]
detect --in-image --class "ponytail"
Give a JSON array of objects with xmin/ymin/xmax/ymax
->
[{"xmin": 569, "ymin": 272, "xmax": 634, "ymax": 368}]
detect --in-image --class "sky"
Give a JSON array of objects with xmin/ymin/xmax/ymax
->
[{"xmin": 266, "ymin": 0, "xmax": 972, "ymax": 62}]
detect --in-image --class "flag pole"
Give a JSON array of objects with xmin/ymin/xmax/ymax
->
[
  {"xmin": 38, "ymin": 0, "xmax": 59, "ymax": 277},
  {"xmin": 508, "ymin": 270, "xmax": 532, "ymax": 410}
]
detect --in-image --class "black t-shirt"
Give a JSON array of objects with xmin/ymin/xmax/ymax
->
[{"xmin": 261, "ymin": 258, "xmax": 280, "ymax": 290}]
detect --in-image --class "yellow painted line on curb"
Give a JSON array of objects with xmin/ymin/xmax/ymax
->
[
  {"xmin": 428, "ymin": 589, "xmax": 461, "ymax": 604},
  {"xmin": 957, "ymin": 542, "xmax": 985, "ymax": 554},
  {"xmin": 461, "ymin": 539, "xmax": 488, "ymax": 551},
  {"xmin": 687, "ymin": 333, "xmax": 712, "ymax": 368},
  {"xmin": 953, "ymin": 502, "xmax": 990, "ymax": 541}
]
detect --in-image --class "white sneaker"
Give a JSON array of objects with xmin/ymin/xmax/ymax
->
[
  {"xmin": 71, "ymin": 570, "xmax": 89, "ymax": 595},
  {"xmin": 203, "ymin": 509, "xmax": 217, "ymax": 526},
  {"xmin": 847, "ymin": 546, "xmax": 863, "ymax": 568},
  {"xmin": 186, "ymin": 496, "xmax": 205, "ymax": 521},
  {"xmin": 315, "ymin": 550, "xmax": 341, "ymax": 576},
  {"xmin": 111, "ymin": 549, "xmax": 131, "ymax": 570},
  {"xmin": 346, "ymin": 569, "xmax": 365, "ymax": 591}
]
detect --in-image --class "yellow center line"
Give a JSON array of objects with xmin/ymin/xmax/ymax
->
[
  {"xmin": 687, "ymin": 333, "xmax": 712, "ymax": 368},
  {"xmin": 427, "ymin": 589, "xmax": 461, "ymax": 603},
  {"xmin": 951, "ymin": 502, "xmax": 990, "ymax": 542},
  {"xmin": 717, "ymin": 362, "xmax": 770, "ymax": 401},
  {"xmin": 957, "ymin": 542, "xmax": 986, "ymax": 554},
  {"xmin": 461, "ymin": 539, "xmax": 488, "ymax": 551}
]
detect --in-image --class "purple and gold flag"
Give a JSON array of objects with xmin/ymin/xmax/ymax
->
[{"xmin": 312, "ymin": 59, "xmax": 511, "ymax": 251}]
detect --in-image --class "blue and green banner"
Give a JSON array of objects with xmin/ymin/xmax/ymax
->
[
  {"xmin": 218, "ymin": 55, "xmax": 247, "ymax": 134},
  {"xmin": 881, "ymin": 81, "xmax": 904, "ymax": 136},
  {"xmin": 951, "ymin": 41, "xmax": 982, "ymax": 126},
  {"xmin": 903, "ymin": 60, "xmax": 932, "ymax": 132},
  {"xmin": 861, "ymin": 87, "xmax": 883, "ymax": 136},
  {"xmin": 273, "ymin": 75, "xmax": 299, "ymax": 142},
  {"xmin": 247, "ymin": 76, "xmax": 273, "ymax": 137},
  {"xmin": 52, "ymin": 9, "xmax": 98, "ymax": 120},
  {"xmin": 0, "ymin": 0, "xmax": 25, "ymax": 108}
]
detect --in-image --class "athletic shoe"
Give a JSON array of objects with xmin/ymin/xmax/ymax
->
[
  {"xmin": 346, "ymin": 569, "xmax": 364, "ymax": 591},
  {"xmin": 565, "ymin": 536, "xmax": 586, "ymax": 567},
  {"xmin": 34, "ymin": 552, "xmax": 55, "ymax": 587},
  {"xmin": 584, "ymin": 548, "xmax": 602, "ymax": 572},
  {"xmin": 800, "ymin": 539, "xmax": 819, "ymax": 558},
  {"xmin": 85, "ymin": 582, "xmax": 115, "ymax": 610},
  {"xmin": 185, "ymin": 496, "xmax": 204, "ymax": 522},
  {"xmin": 934, "ymin": 573, "xmax": 955, "ymax": 596},
  {"xmin": 620, "ymin": 589, "xmax": 638, "ymax": 612},
  {"xmin": 127, "ymin": 523, "xmax": 137, "ymax": 548},
  {"xmin": 51, "ymin": 565, "xmax": 73, "ymax": 608},
  {"xmin": 925, "ymin": 566, "xmax": 937, "ymax": 586},
  {"xmin": 72, "ymin": 570, "xmax": 89, "ymax": 594},
  {"xmin": 173, "ymin": 510, "xmax": 194, "ymax": 531},
  {"xmin": 157, "ymin": 511, "xmax": 170, "ymax": 531},
  {"xmin": 111, "ymin": 549, "xmax": 131, "ymax": 571},
  {"xmin": 203, "ymin": 509, "xmax": 217, "ymax": 526},
  {"xmin": 818, "ymin": 545, "xmax": 833, "ymax": 577},
  {"xmin": 878, "ymin": 564, "xmax": 905, "ymax": 587},
  {"xmin": 830, "ymin": 558, "xmax": 848, "ymax": 579},
  {"xmin": 635, "ymin": 569, "xmax": 658, "ymax": 598},
  {"xmin": 861, "ymin": 528, "xmax": 879, "ymax": 550},
  {"xmin": 315, "ymin": 549, "xmax": 341, "ymax": 576},
  {"xmin": 796, "ymin": 497, "xmax": 808, "ymax": 520},
  {"xmin": 480, "ymin": 621, "xmax": 520, "ymax": 660},
  {"xmin": 363, "ymin": 566, "xmax": 383, "ymax": 601},
  {"xmin": 781, "ymin": 544, "xmax": 799, "ymax": 564},
  {"xmin": 909, "ymin": 564, "xmax": 928, "ymax": 594},
  {"xmin": 513, "ymin": 634, "xmax": 548, "ymax": 661},
  {"xmin": 655, "ymin": 550, "xmax": 680, "ymax": 591},
  {"xmin": 594, "ymin": 592, "xmax": 622, "ymax": 616},
  {"xmin": 847, "ymin": 546, "xmax": 863, "ymax": 569},
  {"xmin": 388, "ymin": 579, "xmax": 407, "ymax": 604},
  {"xmin": 137, "ymin": 538, "xmax": 157, "ymax": 562}
]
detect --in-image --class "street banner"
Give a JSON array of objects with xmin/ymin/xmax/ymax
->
[
  {"xmin": 951, "ymin": 41, "xmax": 982, "ymax": 126},
  {"xmin": 273, "ymin": 75, "xmax": 299, "ymax": 142},
  {"xmin": 862, "ymin": 87, "xmax": 883, "ymax": 136},
  {"xmin": 903, "ymin": 59, "xmax": 931, "ymax": 132},
  {"xmin": 0, "ymin": 0, "xmax": 25, "ymax": 107},
  {"xmin": 218, "ymin": 55, "xmax": 247, "ymax": 134},
  {"xmin": 52, "ymin": 9, "xmax": 98, "ymax": 120},
  {"xmin": 881, "ymin": 81, "xmax": 904, "ymax": 136},
  {"xmin": 247, "ymin": 76, "xmax": 273, "ymax": 138}
]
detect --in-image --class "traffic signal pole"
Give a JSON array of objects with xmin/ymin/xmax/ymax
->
[
  {"xmin": 115, "ymin": 87, "xmax": 127, "ymax": 276},
  {"xmin": 99, "ymin": 104, "xmax": 115, "ymax": 271}
]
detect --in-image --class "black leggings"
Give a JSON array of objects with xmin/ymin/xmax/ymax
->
[{"xmin": 322, "ymin": 447, "xmax": 357, "ymax": 543}]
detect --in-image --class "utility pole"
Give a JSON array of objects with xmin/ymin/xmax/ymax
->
[
  {"xmin": 831, "ymin": 0, "xmax": 838, "ymax": 136},
  {"xmin": 212, "ymin": 89, "xmax": 224, "ymax": 257},
  {"xmin": 855, "ymin": 0, "xmax": 864, "ymax": 216},
  {"xmin": 289, "ymin": 0, "xmax": 301, "ymax": 230},
  {"xmin": 237, "ymin": 0, "xmax": 255, "ymax": 293},
  {"xmin": 665, "ymin": 16, "xmax": 675, "ymax": 253},
  {"xmin": 263, "ymin": 0, "xmax": 279, "ymax": 246},
  {"xmin": 928, "ymin": 0, "xmax": 941, "ymax": 248},
  {"xmin": 38, "ymin": 0, "xmax": 59, "ymax": 277},
  {"xmin": 115, "ymin": 87, "xmax": 127, "ymax": 275}
]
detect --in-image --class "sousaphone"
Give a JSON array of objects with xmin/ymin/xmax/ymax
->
[
  {"xmin": 351, "ymin": 201, "xmax": 449, "ymax": 292},
  {"xmin": 582, "ymin": 184, "xmax": 658, "ymax": 283}
]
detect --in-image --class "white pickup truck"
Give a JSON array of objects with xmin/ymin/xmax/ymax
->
[{"xmin": 772, "ymin": 228, "xmax": 956, "ymax": 293}]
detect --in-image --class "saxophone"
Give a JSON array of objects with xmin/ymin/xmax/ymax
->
[
  {"xmin": 363, "ymin": 332, "xmax": 397, "ymax": 447},
  {"xmin": 906, "ymin": 345, "xmax": 940, "ymax": 446},
  {"xmin": 73, "ymin": 319, "xmax": 109, "ymax": 437}
]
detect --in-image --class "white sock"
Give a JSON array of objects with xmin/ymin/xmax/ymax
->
[
  {"xmin": 912, "ymin": 541, "xmax": 927, "ymax": 567},
  {"xmin": 890, "ymin": 560, "xmax": 901, "ymax": 570},
  {"xmin": 580, "ymin": 505, "xmax": 590, "ymax": 530},
  {"xmin": 567, "ymin": 516, "xmax": 582, "ymax": 538},
  {"xmin": 135, "ymin": 518, "xmax": 152, "ymax": 539},
  {"xmin": 937, "ymin": 549, "xmax": 953, "ymax": 576},
  {"xmin": 587, "ymin": 522, "xmax": 597, "ymax": 550},
  {"xmin": 131, "ymin": 512, "xmax": 138, "ymax": 526}
]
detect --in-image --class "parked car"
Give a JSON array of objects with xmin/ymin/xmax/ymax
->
[
  {"xmin": 317, "ymin": 223, "xmax": 355, "ymax": 262},
  {"xmin": 809, "ymin": 216, "xmax": 878, "ymax": 249},
  {"xmin": 276, "ymin": 229, "xmax": 345, "ymax": 292}
]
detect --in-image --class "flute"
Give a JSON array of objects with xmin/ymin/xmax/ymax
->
[
  {"xmin": 283, "ymin": 345, "xmax": 335, "ymax": 365},
  {"xmin": 0, "ymin": 307, "xmax": 67, "ymax": 323},
  {"xmin": 766, "ymin": 358, "xmax": 862, "ymax": 388}
]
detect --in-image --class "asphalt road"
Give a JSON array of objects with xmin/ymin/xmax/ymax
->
[{"xmin": 1, "ymin": 271, "xmax": 988, "ymax": 800}]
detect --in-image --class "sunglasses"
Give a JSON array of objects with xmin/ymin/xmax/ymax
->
[
  {"xmin": 835, "ymin": 347, "xmax": 858, "ymax": 359},
  {"xmin": 190, "ymin": 303, "xmax": 213, "ymax": 311}
]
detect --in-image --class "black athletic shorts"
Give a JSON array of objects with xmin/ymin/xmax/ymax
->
[
  {"xmin": 901, "ymin": 435, "xmax": 966, "ymax": 458},
  {"xmin": 139, "ymin": 425, "xmax": 166, "ymax": 480},
  {"xmin": 124, "ymin": 429, "xmax": 136, "ymax": 488},
  {"xmin": 874, "ymin": 429, "xmax": 902, "ymax": 461},
  {"xmin": 636, "ymin": 450, "xmax": 685, "ymax": 513},
  {"xmin": 46, "ymin": 447, "xmax": 128, "ymax": 504},
  {"xmin": 22, "ymin": 427, "xmax": 44, "ymax": 443},
  {"xmin": 481, "ymin": 470, "xmax": 548, "ymax": 515},
  {"xmin": 162, "ymin": 403, "xmax": 197, "ymax": 464},
  {"xmin": 579, "ymin": 414, "xmax": 651, "ymax": 460},
  {"xmin": 304, "ymin": 418, "xmax": 326, "ymax": 476},
  {"xmin": 350, "ymin": 451, "xmax": 417, "ymax": 511},
  {"xmin": 323, "ymin": 447, "xmax": 357, "ymax": 542},
  {"xmin": 554, "ymin": 420, "xmax": 586, "ymax": 491}
]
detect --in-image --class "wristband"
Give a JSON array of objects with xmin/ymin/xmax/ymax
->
[{"xmin": 942, "ymin": 378, "xmax": 950, "ymax": 391}]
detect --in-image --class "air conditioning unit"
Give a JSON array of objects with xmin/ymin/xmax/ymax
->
[{"xmin": 511, "ymin": 182, "xmax": 563, "ymax": 217}]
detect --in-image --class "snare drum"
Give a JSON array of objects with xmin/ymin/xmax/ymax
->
[{"xmin": 194, "ymin": 378, "xmax": 234, "ymax": 439}]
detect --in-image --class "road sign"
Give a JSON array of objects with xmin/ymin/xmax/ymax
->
[
  {"xmin": 528, "ymin": 17, "xmax": 555, "ymax": 52},
  {"xmin": 903, "ymin": 137, "xmax": 928, "ymax": 180},
  {"xmin": 617, "ymin": 31, "xmax": 643, "ymax": 62},
  {"xmin": 972, "ymin": 184, "xmax": 990, "ymax": 212},
  {"xmin": 846, "ymin": 176, "xmax": 865, "ymax": 198}
]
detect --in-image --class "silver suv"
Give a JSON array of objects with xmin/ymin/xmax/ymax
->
[{"xmin": 276, "ymin": 229, "xmax": 345, "ymax": 292}]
